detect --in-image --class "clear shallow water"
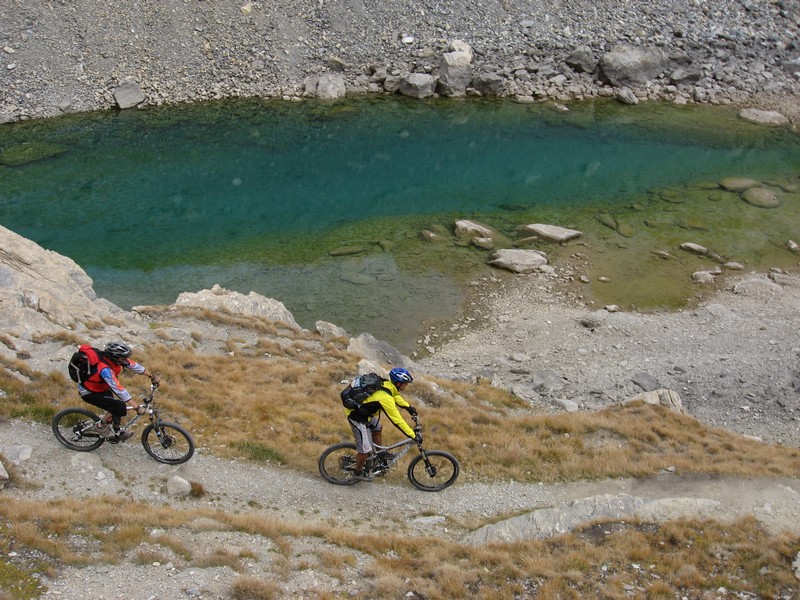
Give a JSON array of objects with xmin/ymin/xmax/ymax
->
[{"xmin": 1, "ymin": 97, "xmax": 799, "ymax": 352}]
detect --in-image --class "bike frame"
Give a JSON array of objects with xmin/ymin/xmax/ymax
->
[
  {"xmin": 121, "ymin": 385, "xmax": 161, "ymax": 432},
  {"xmin": 371, "ymin": 437, "xmax": 416, "ymax": 464},
  {"xmin": 367, "ymin": 414, "xmax": 429, "ymax": 472},
  {"xmin": 69, "ymin": 384, "xmax": 161, "ymax": 438}
]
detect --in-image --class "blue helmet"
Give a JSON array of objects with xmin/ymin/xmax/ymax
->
[{"xmin": 389, "ymin": 367, "xmax": 413, "ymax": 384}]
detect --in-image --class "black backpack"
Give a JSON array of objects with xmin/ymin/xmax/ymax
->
[
  {"xmin": 67, "ymin": 346, "xmax": 101, "ymax": 384},
  {"xmin": 340, "ymin": 373, "xmax": 389, "ymax": 413}
]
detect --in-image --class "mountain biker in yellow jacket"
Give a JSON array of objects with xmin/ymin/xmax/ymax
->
[{"xmin": 347, "ymin": 367, "xmax": 420, "ymax": 480}]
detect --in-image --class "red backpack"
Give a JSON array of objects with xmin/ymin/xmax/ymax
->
[{"xmin": 67, "ymin": 344, "xmax": 116, "ymax": 389}]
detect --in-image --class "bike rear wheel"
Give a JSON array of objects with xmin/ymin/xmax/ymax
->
[
  {"xmin": 141, "ymin": 422, "xmax": 195, "ymax": 464},
  {"xmin": 52, "ymin": 407, "xmax": 105, "ymax": 452},
  {"xmin": 318, "ymin": 442, "xmax": 360, "ymax": 485},
  {"xmin": 407, "ymin": 450, "xmax": 460, "ymax": 491}
]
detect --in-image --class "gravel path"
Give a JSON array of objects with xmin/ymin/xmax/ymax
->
[{"xmin": 3, "ymin": 413, "xmax": 800, "ymax": 599}]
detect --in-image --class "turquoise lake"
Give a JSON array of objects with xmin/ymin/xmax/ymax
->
[{"xmin": 1, "ymin": 97, "xmax": 799, "ymax": 352}]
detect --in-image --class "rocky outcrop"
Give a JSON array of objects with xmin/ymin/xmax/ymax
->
[
  {"xmin": 171, "ymin": 284, "xmax": 301, "ymax": 329},
  {"xmin": 463, "ymin": 493, "xmax": 722, "ymax": 545},
  {"xmin": 0, "ymin": 222, "xmax": 425, "ymax": 380},
  {"xmin": 0, "ymin": 224, "xmax": 144, "ymax": 374}
]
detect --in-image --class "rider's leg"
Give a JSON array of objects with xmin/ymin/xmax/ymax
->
[
  {"xmin": 355, "ymin": 452, "xmax": 369, "ymax": 473},
  {"xmin": 81, "ymin": 391, "xmax": 126, "ymax": 432},
  {"xmin": 348, "ymin": 416, "xmax": 376, "ymax": 475},
  {"xmin": 369, "ymin": 417, "xmax": 383, "ymax": 449}
]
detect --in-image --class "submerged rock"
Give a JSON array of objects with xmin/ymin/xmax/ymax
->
[
  {"xmin": 738, "ymin": 108, "xmax": 790, "ymax": 127},
  {"xmin": 719, "ymin": 177, "xmax": 760, "ymax": 192},
  {"xmin": 517, "ymin": 223, "xmax": 582, "ymax": 243},
  {"xmin": 741, "ymin": 187, "xmax": 780, "ymax": 208},
  {"xmin": 0, "ymin": 142, "xmax": 68, "ymax": 166},
  {"xmin": 595, "ymin": 212, "xmax": 618, "ymax": 230},
  {"xmin": 680, "ymin": 242, "xmax": 708, "ymax": 255}
]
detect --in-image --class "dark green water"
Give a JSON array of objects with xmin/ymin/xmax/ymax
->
[{"xmin": 1, "ymin": 97, "xmax": 799, "ymax": 352}]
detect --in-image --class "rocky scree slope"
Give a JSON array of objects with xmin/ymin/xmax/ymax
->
[{"xmin": 0, "ymin": 0, "xmax": 798, "ymax": 122}]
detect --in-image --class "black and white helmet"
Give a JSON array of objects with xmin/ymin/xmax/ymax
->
[{"xmin": 103, "ymin": 341, "xmax": 132, "ymax": 364}]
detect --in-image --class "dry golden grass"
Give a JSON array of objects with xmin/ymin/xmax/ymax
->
[
  {"xmin": 2, "ymin": 313, "xmax": 800, "ymax": 598},
  {"xmin": 0, "ymin": 494, "xmax": 798, "ymax": 599},
  {"xmin": 1, "ymin": 318, "xmax": 800, "ymax": 484}
]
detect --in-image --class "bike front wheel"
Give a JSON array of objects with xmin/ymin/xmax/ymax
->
[
  {"xmin": 52, "ymin": 407, "xmax": 105, "ymax": 452},
  {"xmin": 141, "ymin": 422, "xmax": 195, "ymax": 464},
  {"xmin": 318, "ymin": 442, "xmax": 360, "ymax": 485},
  {"xmin": 407, "ymin": 450, "xmax": 460, "ymax": 491}
]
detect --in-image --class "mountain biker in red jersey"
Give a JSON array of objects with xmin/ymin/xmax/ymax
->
[
  {"xmin": 78, "ymin": 341, "xmax": 160, "ymax": 442},
  {"xmin": 346, "ymin": 367, "xmax": 421, "ymax": 481}
]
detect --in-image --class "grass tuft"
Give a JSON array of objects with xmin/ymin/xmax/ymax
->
[{"xmin": 230, "ymin": 576, "xmax": 282, "ymax": 600}]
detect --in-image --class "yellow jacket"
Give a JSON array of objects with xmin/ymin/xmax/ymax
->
[{"xmin": 346, "ymin": 380, "xmax": 415, "ymax": 438}]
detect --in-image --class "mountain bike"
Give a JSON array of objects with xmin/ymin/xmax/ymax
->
[
  {"xmin": 318, "ymin": 415, "xmax": 459, "ymax": 491},
  {"xmin": 52, "ymin": 383, "xmax": 194, "ymax": 465}
]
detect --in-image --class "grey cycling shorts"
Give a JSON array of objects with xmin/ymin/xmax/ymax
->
[{"xmin": 348, "ymin": 415, "xmax": 382, "ymax": 453}]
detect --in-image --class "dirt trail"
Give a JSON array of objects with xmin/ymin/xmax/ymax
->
[{"xmin": 3, "ymin": 419, "xmax": 799, "ymax": 538}]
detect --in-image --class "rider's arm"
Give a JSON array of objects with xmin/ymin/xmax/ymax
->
[
  {"xmin": 126, "ymin": 360, "xmax": 161, "ymax": 385},
  {"xmin": 376, "ymin": 390, "xmax": 416, "ymax": 438},
  {"xmin": 98, "ymin": 366, "xmax": 133, "ymax": 403},
  {"xmin": 393, "ymin": 393, "xmax": 411, "ymax": 409}
]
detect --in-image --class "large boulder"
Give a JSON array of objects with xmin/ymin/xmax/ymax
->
[
  {"xmin": 599, "ymin": 45, "xmax": 669, "ymax": 87},
  {"xmin": 112, "ymin": 79, "xmax": 146, "ymax": 109},
  {"xmin": 437, "ymin": 43, "xmax": 473, "ymax": 97},
  {"xmin": 315, "ymin": 73, "xmax": 347, "ymax": 100},
  {"xmin": 488, "ymin": 249, "xmax": 548, "ymax": 274},
  {"xmin": 472, "ymin": 72, "xmax": 505, "ymax": 95},
  {"xmin": 398, "ymin": 73, "xmax": 438, "ymax": 98}
]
